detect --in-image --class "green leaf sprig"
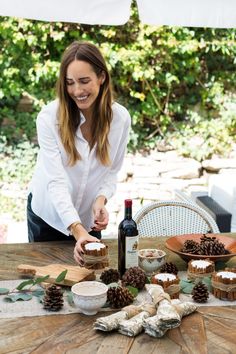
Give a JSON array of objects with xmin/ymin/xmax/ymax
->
[{"xmin": 0, "ymin": 269, "xmax": 68, "ymax": 302}]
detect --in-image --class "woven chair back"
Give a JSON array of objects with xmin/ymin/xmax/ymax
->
[{"xmin": 134, "ymin": 200, "xmax": 220, "ymax": 237}]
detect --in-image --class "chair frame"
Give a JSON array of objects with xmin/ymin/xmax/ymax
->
[{"xmin": 134, "ymin": 200, "xmax": 220, "ymax": 237}]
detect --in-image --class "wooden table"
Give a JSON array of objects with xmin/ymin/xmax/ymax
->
[{"xmin": 1, "ymin": 236, "xmax": 236, "ymax": 354}]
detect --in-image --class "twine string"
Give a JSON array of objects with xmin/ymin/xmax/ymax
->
[
  {"xmin": 212, "ymin": 280, "xmax": 236, "ymax": 292},
  {"xmin": 123, "ymin": 305, "xmax": 142, "ymax": 318},
  {"xmin": 165, "ymin": 284, "xmax": 180, "ymax": 296},
  {"xmin": 83, "ymin": 254, "xmax": 109, "ymax": 267},
  {"xmin": 187, "ymin": 270, "xmax": 213, "ymax": 279}
]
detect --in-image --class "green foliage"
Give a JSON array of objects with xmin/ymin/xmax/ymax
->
[
  {"xmin": 1, "ymin": 12, "xmax": 236, "ymax": 154},
  {"xmin": 126, "ymin": 285, "xmax": 139, "ymax": 297},
  {"xmin": 55, "ymin": 270, "xmax": 68, "ymax": 283},
  {"xmin": 5, "ymin": 293, "xmax": 32, "ymax": 302},
  {"xmin": 0, "ymin": 271, "xmax": 69, "ymax": 303},
  {"xmin": 180, "ymin": 276, "xmax": 212, "ymax": 294},
  {"xmin": 169, "ymin": 92, "xmax": 236, "ymax": 161}
]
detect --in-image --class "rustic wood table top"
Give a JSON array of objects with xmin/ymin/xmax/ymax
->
[{"xmin": 0, "ymin": 234, "xmax": 236, "ymax": 354}]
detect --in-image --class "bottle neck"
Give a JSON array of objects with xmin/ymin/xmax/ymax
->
[{"xmin": 124, "ymin": 206, "xmax": 132, "ymax": 219}]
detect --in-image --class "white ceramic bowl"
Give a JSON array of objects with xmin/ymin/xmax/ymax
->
[
  {"xmin": 138, "ymin": 249, "xmax": 166, "ymax": 275},
  {"xmin": 71, "ymin": 281, "xmax": 108, "ymax": 315}
]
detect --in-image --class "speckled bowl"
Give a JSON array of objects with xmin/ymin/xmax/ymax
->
[
  {"xmin": 71, "ymin": 281, "xmax": 108, "ymax": 315},
  {"xmin": 138, "ymin": 249, "xmax": 166, "ymax": 275}
]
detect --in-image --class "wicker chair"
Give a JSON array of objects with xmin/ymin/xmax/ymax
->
[{"xmin": 133, "ymin": 200, "xmax": 220, "ymax": 237}]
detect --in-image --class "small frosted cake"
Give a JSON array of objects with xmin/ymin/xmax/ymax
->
[
  {"xmin": 151, "ymin": 273, "xmax": 180, "ymax": 299},
  {"xmin": 83, "ymin": 242, "xmax": 109, "ymax": 269},
  {"xmin": 188, "ymin": 259, "xmax": 215, "ymax": 280},
  {"xmin": 212, "ymin": 268, "xmax": 236, "ymax": 301}
]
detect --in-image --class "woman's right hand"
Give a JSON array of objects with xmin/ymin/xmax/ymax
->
[{"xmin": 71, "ymin": 223, "xmax": 100, "ymax": 265}]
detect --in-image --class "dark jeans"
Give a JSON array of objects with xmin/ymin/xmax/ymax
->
[{"xmin": 27, "ymin": 193, "xmax": 101, "ymax": 242}]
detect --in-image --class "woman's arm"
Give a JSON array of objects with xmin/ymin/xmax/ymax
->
[{"xmin": 36, "ymin": 107, "xmax": 81, "ymax": 231}]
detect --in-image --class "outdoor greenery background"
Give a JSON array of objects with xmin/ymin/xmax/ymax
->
[{"xmin": 0, "ymin": 5, "xmax": 236, "ymax": 220}]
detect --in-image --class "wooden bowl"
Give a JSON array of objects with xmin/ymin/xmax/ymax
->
[{"xmin": 165, "ymin": 234, "xmax": 236, "ymax": 262}]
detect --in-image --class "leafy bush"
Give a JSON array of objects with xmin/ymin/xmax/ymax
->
[{"xmin": 169, "ymin": 92, "xmax": 236, "ymax": 161}]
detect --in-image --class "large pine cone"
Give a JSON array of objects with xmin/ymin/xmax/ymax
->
[
  {"xmin": 181, "ymin": 240, "xmax": 200, "ymax": 254},
  {"xmin": 100, "ymin": 268, "xmax": 120, "ymax": 285},
  {"xmin": 159, "ymin": 262, "xmax": 178, "ymax": 275},
  {"xmin": 107, "ymin": 286, "xmax": 134, "ymax": 308},
  {"xmin": 122, "ymin": 267, "xmax": 146, "ymax": 290},
  {"xmin": 192, "ymin": 281, "xmax": 209, "ymax": 303},
  {"xmin": 43, "ymin": 284, "xmax": 64, "ymax": 311},
  {"xmin": 199, "ymin": 236, "xmax": 228, "ymax": 255}
]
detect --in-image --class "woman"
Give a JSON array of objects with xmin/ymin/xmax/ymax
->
[{"xmin": 27, "ymin": 41, "xmax": 131, "ymax": 264}]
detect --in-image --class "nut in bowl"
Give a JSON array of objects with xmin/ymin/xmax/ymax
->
[
  {"xmin": 138, "ymin": 249, "xmax": 166, "ymax": 275},
  {"xmin": 71, "ymin": 281, "xmax": 108, "ymax": 315}
]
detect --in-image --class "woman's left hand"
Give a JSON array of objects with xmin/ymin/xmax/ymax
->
[{"xmin": 92, "ymin": 196, "xmax": 109, "ymax": 231}]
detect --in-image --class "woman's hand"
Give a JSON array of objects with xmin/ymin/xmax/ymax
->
[
  {"xmin": 71, "ymin": 223, "xmax": 100, "ymax": 265},
  {"xmin": 92, "ymin": 196, "xmax": 109, "ymax": 231}
]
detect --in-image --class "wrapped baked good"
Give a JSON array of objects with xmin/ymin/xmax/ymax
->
[
  {"xmin": 187, "ymin": 259, "xmax": 215, "ymax": 280},
  {"xmin": 151, "ymin": 273, "xmax": 180, "ymax": 299},
  {"xmin": 212, "ymin": 268, "xmax": 236, "ymax": 301},
  {"xmin": 83, "ymin": 242, "xmax": 109, "ymax": 269}
]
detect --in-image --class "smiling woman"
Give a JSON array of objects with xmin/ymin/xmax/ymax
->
[{"xmin": 27, "ymin": 41, "xmax": 131, "ymax": 265}]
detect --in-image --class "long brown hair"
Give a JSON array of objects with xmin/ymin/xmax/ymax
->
[{"xmin": 56, "ymin": 41, "xmax": 113, "ymax": 166}]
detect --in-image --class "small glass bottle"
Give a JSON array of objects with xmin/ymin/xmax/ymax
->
[{"xmin": 118, "ymin": 199, "xmax": 139, "ymax": 276}]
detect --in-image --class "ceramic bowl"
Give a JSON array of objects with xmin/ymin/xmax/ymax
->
[
  {"xmin": 138, "ymin": 248, "xmax": 166, "ymax": 275},
  {"xmin": 165, "ymin": 233, "xmax": 236, "ymax": 262},
  {"xmin": 71, "ymin": 281, "xmax": 108, "ymax": 315}
]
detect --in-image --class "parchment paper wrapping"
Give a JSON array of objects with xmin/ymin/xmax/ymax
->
[
  {"xmin": 144, "ymin": 284, "xmax": 197, "ymax": 337},
  {"xmin": 118, "ymin": 303, "xmax": 156, "ymax": 337}
]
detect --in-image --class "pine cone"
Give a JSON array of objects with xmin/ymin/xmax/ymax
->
[
  {"xmin": 199, "ymin": 237, "xmax": 228, "ymax": 255},
  {"xmin": 159, "ymin": 262, "xmax": 178, "ymax": 275},
  {"xmin": 43, "ymin": 284, "xmax": 64, "ymax": 311},
  {"xmin": 122, "ymin": 267, "xmax": 146, "ymax": 290},
  {"xmin": 100, "ymin": 268, "xmax": 120, "ymax": 285},
  {"xmin": 181, "ymin": 240, "xmax": 200, "ymax": 254},
  {"xmin": 192, "ymin": 281, "xmax": 209, "ymax": 303},
  {"xmin": 107, "ymin": 286, "xmax": 134, "ymax": 308}
]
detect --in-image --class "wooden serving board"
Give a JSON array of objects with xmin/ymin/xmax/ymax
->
[{"xmin": 17, "ymin": 263, "xmax": 95, "ymax": 286}]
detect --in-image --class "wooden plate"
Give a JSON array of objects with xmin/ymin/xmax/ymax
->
[{"xmin": 165, "ymin": 233, "xmax": 236, "ymax": 262}]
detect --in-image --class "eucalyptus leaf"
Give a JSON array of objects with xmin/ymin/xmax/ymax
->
[
  {"xmin": 66, "ymin": 291, "xmax": 75, "ymax": 307},
  {"xmin": 16, "ymin": 279, "xmax": 34, "ymax": 290},
  {"xmin": 0, "ymin": 288, "xmax": 9, "ymax": 295},
  {"xmin": 126, "ymin": 286, "xmax": 138, "ymax": 297},
  {"xmin": 198, "ymin": 277, "xmax": 212, "ymax": 292},
  {"xmin": 33, "ymin": 275, "xmax": 50, "ymax": 285},
  {"xmin": 32, "ymin": 289, "xmax": 45, "ymax": 297},
  {"xmin": 5, "ymin": 293, "xmax": 32, "ymax": 302},
  {"xmin": 55, "ymin": 269, "xmax": 68, "ymax": 283},
  {"xmin": 180, "ymin": 279, "xmax": 194, "ymax": 294}
]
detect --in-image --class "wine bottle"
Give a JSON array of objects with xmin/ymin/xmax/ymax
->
[{"xmin": 118, "ymin": 199, "xmax": 139, "ymax": 276}]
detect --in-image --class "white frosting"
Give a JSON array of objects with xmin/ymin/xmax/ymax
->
[
  {"xmin": 191, "ymin": 260, "xmax": 211, "ymax": 269},
  {"xmin": 217, "ymin": 271, "xmax": 236, "ymax": 279},
  {"xmin": 155, "ymin": 273, "xmax": 176, "ymax": 281},
  {"xmin": 85, "ymin": 242, "xmax": 105, "ymax": 251}
]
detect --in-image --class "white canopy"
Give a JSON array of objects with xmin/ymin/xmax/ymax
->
[{"xmin": 0, "ymin": 0, "xmax": 236, "ymax": 28}]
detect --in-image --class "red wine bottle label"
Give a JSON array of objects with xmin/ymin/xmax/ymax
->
[{"xmin": 125, "ymin": 236, "xmax": 139, "ymax": 268}]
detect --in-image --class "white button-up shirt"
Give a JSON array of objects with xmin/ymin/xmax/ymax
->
[{"xmin": 29, "ymin": 99, "xmax": 131, "ymax": 235}]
